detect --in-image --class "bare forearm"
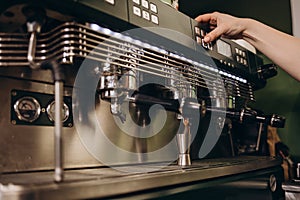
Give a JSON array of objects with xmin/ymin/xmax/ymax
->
[
  {"xmin": 242, "ymin": 18, "xmax": 300, "ymax": 80},
  {"xmin": 196, "ymin": 12, "xmax": 300, "ymax": 81}
]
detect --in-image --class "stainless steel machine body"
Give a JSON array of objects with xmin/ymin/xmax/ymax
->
[{"xmin": 0, "ymin": 0, "xmax": 285, "ymax": 199}]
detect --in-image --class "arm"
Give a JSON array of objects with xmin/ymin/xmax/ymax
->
[{"xmin": 195, "ymin": 12, "xmax": 300, "ymax": 81}]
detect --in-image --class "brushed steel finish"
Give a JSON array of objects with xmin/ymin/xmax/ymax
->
[
  {"xmin": 54, "ymin": 81, "xmax": 64, "ymax": 182},
  {"xmin": 0, "ymin": 156, "xmax": 282, "ymax": 200},
  {"xmin": 283, "ymin": 182, "xmax": 300, "ymax": 200},
  {"xmin": 13, "ymin": 96, "xmax": 41, "ymax": 122},
  {"xmin": 177, "ymin": 154, "xmax": 191, "ymax": 166},
  {"xmin": 176, "ymin": 118, "xmax": 191, "ymax": 166},
  {"xmin": 0, "ymin": 76, "xmax": 181, "ymax": 172},
  {"xmin": 0, "ymin": 22, "xmax": 253, "ymax": 101},
  {"xmin": 0, "ymin": 76, "xmax": 99, "ymax": 172}
]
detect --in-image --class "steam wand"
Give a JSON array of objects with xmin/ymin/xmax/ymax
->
[
  {"xmin": 24, "ymin": 5, "xmax": 45, "ymax": 69},
  {"xmin": 41, "ymin": 60, "xmax": 65, "ymax": 183},
  {"xmin": 27, "ymin": 20, "xmax": 41, "ymax": 69},
  {"xmin": 23, "ymin": 6, "xmax": 64, "ymax": 182}
]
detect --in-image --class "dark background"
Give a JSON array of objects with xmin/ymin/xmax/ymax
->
[{"xmin": 179, "ymin": 0, "xmax": 292, "ymax": 33}]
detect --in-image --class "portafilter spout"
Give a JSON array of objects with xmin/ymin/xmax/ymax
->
[{"xmin": 176, "ymin": 118, "xmax": 191, "ymax": 166}]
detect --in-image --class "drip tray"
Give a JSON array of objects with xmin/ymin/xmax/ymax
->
[{"xmin": 0, "ymin": 156, "xmax": 281, "ymax": 200}]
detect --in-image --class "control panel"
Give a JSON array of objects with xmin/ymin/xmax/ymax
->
[
  {"xmin": 132, "ymin": 0, "xmax": 159, "ymax": 25},
  {"xmin": 194, "ymin": 26, "xmax": 213, "ymax": 51},
  {"xmin": 34, "ymin": 0, "xmax": 269, "ymax": 89},
  {"xmin": 11, "ymin": 90, "xmax": 73, "ymax": 127},
  {"xmin": 192, "ymin": 21, "xmax": 264, "ymax": 85}
]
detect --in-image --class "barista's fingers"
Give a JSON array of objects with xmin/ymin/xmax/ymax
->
[
  {"xmin": 195, "ymin": 13, "xmax": 215, "ymax": 23},
  {"xmin": 203, "ymin": 26, "xmax": 224, "ymax": 43}
]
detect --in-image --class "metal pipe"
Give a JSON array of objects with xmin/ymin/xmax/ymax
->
[
  {"xmin": 255, "ymin": 122, "xmax": 263, "ymax": 152},
  {"xmin": 27, "ymin": 21, "xmax": 41, "ymax": 69},
  {"xmin": 40, "ymin": 60, "xmax": 65, "ymax": 183},
  {"xmin": 54, "ymin": 81, "xmax": 64, "ymax": 182}
]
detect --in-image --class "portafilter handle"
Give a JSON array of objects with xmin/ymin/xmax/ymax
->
[
  {"xmin": 234, "ymin": 108, "xmax": 285, "ymax": 128},
  {"xmin": 268, "ymin": 114, "xmax": 286, "ymax": 128},
  {"xmin": 257, "ymin": 63, "xmax": 278, "ymax": 79}
]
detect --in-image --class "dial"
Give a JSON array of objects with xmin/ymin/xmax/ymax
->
[
  {"xmin": 46, "ymin": 101, "xmax": 70, "ymax": 122},
  {"xmin": 14, "ymin": 96, "xmax": 41, "ymax": 122}
]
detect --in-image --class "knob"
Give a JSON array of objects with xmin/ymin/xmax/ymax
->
[{"xmin": 226, "ymin": 108, "xmax": 286, "ymax": 128}]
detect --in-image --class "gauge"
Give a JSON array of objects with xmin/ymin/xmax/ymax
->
[
  {"xmin": 14, "ymin": 96, "xmax": 41, "ymax": 122},
  {"xmin": 46, "ymin": 101, "xmax": 70, "ymax": 123}
]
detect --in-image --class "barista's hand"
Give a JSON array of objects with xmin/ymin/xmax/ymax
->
[
  {"xmin": 196, "ymin": 12, "xmax": 300, "ymax": 81},
  {"xmin": 195, "ymin": 12, "xmax": 248, "ymax": 43}
]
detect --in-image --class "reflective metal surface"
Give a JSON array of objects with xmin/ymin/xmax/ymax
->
[
  {"xmin": 282, "ymin": 181, "xmax": 300, "ymax": 200},
  {"xmin": 0, "ymin": 1, "xmax": 285, "ymax": 199},
  {"xmin": 0, "ymin": 156, "xmax": 282, "ymax": 200}
]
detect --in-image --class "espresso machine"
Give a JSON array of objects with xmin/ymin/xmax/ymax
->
[{"xmin": 0, "ymin": 0, "xmax": 286, "ymax": 199}]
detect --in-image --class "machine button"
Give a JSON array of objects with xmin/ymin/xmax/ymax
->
[
  {"xmin": 242, "ymin": 51, "xmax": 246, "ymax": 57},
  {"xmin": 194, "ymin": 27, "xmax": 200, "ymax": 35},
  {"xmin": 241, "ymin": 58, "xmax": 246, "ymax": 64},
  {"xmin": 142, "ymin": 10, "xmax": 150, "ymax": 21},
  {"xmin": 133, "ymin": 6, "xmax": 141, "ymax": 17},
  {"xmin": 141, "ymin": 0, "xmax": 149, "ymax": 9},
  {"xmin": 239, "ymin": 49, "xmax": 243, "ymax": 56},
  {"xmin": 150, "ymin": 3, "xmax": 157, "ymax": 13},
  {"xmin": 196, "ymin": 36, "xmax": 201, "ymax": 44},
  {"xmin": 207, "ymin": 42, "xmax": 213, "ymax": 50},
  {"xmin": 235, "ymin": 47, "xmax": 239, "ymax": 54},
  {"xmin": 105, "ymin": 0, "xmax": 115, "ymax": 5},
  {"xmin": 133, "ymin": 0, "xmax": 140, "ymax": 5},
  {"xmin": 151, "ymin": 15, "xmax": 159, "ymax": 24},
  {"xmin": 201, "ymin": 38, "xmax": 208, "ymax": 48}
]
